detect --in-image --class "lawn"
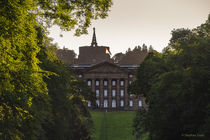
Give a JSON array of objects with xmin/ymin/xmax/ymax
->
[{"xmin": 91, "ymin": 111, "xmax": 136, "ymax": 140}]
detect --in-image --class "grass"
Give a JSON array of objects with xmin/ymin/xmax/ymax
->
[{"xmin": 91, "ymin": 111, "xmax": 136, "ymax": 140}]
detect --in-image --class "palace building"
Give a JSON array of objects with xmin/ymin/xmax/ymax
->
[{"xmin": 71, "ymin": 28, "xmax": 147, "ymax": 110}]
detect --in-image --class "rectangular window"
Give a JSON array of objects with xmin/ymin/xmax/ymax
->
[
  {"xmin": 96, "ymin": 100, "xmax": 100, "ymax": 107},
  {"xmin": 87, "ymin": 80, "xmax": 91, "ymax": 86},
  {"xmin": 96, "ymin": 90, "xmax": 100, "ymax": 97},
  {"xmin": 112, "ymin": 100, "xmax": 116, "ymax": 108},
  {"xmin": 120, "ymin": 89, "xmax": 124, "ymax": 97},
  {"xmin": 120, "ymin": 80, "xmax": 124, "ymax": 86},
  {"xmin": 88, "ymin": 101, "xmax": 91, "ymax": 107},
  {"xmin": 104, "ymin": 100, "xmax": 108, "ymax": 108},
  {"xmin": 138, "ymin": 100, "xmax": 142, "ymax": 107},
  {"xmin": 95, "ymin": 80, "xmax": 100, "ymax": 86},
  {"xmin": 120, "ymin": 100, "xmax": 124, "ymax": 107},
  {"xmin": 129, "ymin": 100, "xmax": 133, "ymax": 107},
  {"xmin": 112, "ymin": 90, "xmax": 116, "ymax": 97},
  {"xmin": 104, "ymin": 89, "xmax": 108, "ymax": 97},
  {"xmin": 112, "ymin": 80, "xmax": 116, "ymax": 86},
  {"xmin": 104, "ymin": 80, "xmax": 108, "ymax": 86}
]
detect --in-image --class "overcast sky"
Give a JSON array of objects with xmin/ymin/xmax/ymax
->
[{"xmin": 49, "ymin": 0, "xmax": 210, "ymax": 56}]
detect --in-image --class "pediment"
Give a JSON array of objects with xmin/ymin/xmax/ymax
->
[{"xmin": 86, "ymin": 62, "xmax": 127, "ymax": 73}]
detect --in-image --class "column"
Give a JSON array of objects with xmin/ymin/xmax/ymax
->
[
  {"xmin": 100, "ymin": 79, "xmax": 103, "ymax": 108},
  {"xmin": 116, "ymin": 79, "xmax": 120, "ymax": 108},
  {"xmin": 91, "ymin": 79, "xmax": 96, "ymax": 107},
  {"xmin": 108, "ymin": 79, "xmax": 112, "ymax": 108},
  {"xmin": 125, "ymin": 79, "xmax": 128, "ymax": 108},
  {"xmin": 91, "ymin": 79, "xmax": 95, "ymax": 92}
]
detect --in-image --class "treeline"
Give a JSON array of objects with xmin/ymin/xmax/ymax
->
[
  {"xmin": 57, "ymin": 48, "xmax": 77, "ymax": 64},
  {"xmin": 112, "ymin": 45, "xmax": 153, "ymax": 64},
  {"xmin": 130, "ymin": 15, "xmax": 210, "ymax": 140},
  {"xmin": 0, "ymin": 0, "xmax": 112, "ymax": 140}
]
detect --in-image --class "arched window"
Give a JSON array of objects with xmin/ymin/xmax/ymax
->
[
  {"xmin": 129, "ymin": 74, "xmax": 133, "ymax": 78},
  {"xmin": 104, "ymin": 100, "xmax": 108, "ymax": 108},
  {"xmin": 112, "ymin": 100, "xmax": 116, "ymax": 108},
  {"xmin": 120, "ymin": 100, "xmax": 124, "ymax": 107}
]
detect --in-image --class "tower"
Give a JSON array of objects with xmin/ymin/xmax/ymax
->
[
  {"xmin": 77, "ymin": 28, "xmax": 111, "ymax": 65},
  {"xmin": 91, "ymin": 27, "xmax": 98, "ymax": 47}
]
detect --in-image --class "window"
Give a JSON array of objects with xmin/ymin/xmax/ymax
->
[
  {"xmin": 87, "ymin": 80, "xmax": 91, "ymax": 86},
  {"xmin": 96, "ymin": 100, "xmax": 100, "ymax": 107},
  {"xmin": 95, "ymin": 80, "xmax": 100, "ymax": 86},
  {"xmin": 88, "ymin": 101, "xmax": 91, "ymax": 107},
  {"xmin": 120, "ymin": 100, "xmax": 124, "ymax": 107},
  {"xmin": 129, "ymin": 100, "xmax": 133, "ymax": 107},
  {"xmin": 138, "ymin": 100, "xmax": 142, "ymax": 107},
  {"xmin": 104, "ymin": 100, "xmax": 108, "ymax": 108},
  {"xmin": 79, "ymin": 74, "xmax": 82, "ymax": 78},
  {"xmin": 112, "ymin": 90, "xmax": 116, "ymax": 97},
  {"xmin": 129, "ymin": 74, "xmax": 133, "ymax": 78},
  {"xmin": 104, "ymin": 80, "xmax": 108, "ymax": 86},
  {"xmin": 96, "ymin": 90, "xmax": 100, "ymax": 97},
  {"xmin": 120, "ymin": 80, "xmax": 124, "ymax": 86},
  {"xmin": 112, "ymin": 100, "xmax": 116, "ymax": 108},
  {"xmin": 104, "ymin": 89, "xmax": 108, "ymax": 97},
  {"xmin": 120, "ymin": 90, "xmax": 124, "ymax": 97},
  {"xmin": 129, "ymin": 92, "xmax": 132, "ymax": 97},
  {"xmin": 112, "ymin": 80, "xmax": 116, "ymax": 86}
]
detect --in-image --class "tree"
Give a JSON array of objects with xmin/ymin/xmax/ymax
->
[
  {"xmin": 132, "ymin": 15, "xmax": 210, "ymax": 140},
  {"xmin": 57, "ymin": 48, "xmax": 77, "ymax": 64},
  {"xmin": 113, "ymin": 45, "xmax": 149, "ymax": 64},
  {"xmin": 0, "ymin": 0, "xmax": 112, "ymax": 139},
  {"xmin": 36, "ymin": 0, "xmax": 112, "ymax": 35},
  {"xmin": 37, "ymin": 26, "xmax": 96, "ymax": 140},
  {"xmin": 112, "ymin": 52, "xmax": 125, "ymax": 63}
]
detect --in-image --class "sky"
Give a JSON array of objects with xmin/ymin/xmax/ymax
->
[{"xmin": 49, "ymin": 0, "xmax": 210, "ymax": 56}]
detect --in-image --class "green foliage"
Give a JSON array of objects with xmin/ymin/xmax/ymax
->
[
  {"xmin": 128, "ymin": 51, "xmax": 167, "ymax": 97},
  {"xmin": 0, "ymin": 0, "xmax": 112, "ymax": 139},
  {"xmin": 36, "ymin": 0, "xmax": 113, "ymax": 35},
  {"xmin": 132, "ymin": 109, "xmax": 149, "ymax": 140},
  {"xmin": 36, "ymin": 26, "xmax": 95, "ymax": 140},
  {"xmin": 132, "ymin": 15, "xmax": 210, "ymax": 140},
  {"xmin": 0, "ymin": 1, "xmax": 51, "ymax": 139},
  {"xmin": 41, "ymin": 59, "xmax": 94, "ymax": 140}
]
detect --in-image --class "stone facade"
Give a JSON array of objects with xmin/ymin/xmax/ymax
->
[
  {"xmin": 75, "ymin": 62, "xmax": 146, "ymax": 110},
  {"xmin": 71, "ymin": 28, "xmax": 146, "ymax": 110}
]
